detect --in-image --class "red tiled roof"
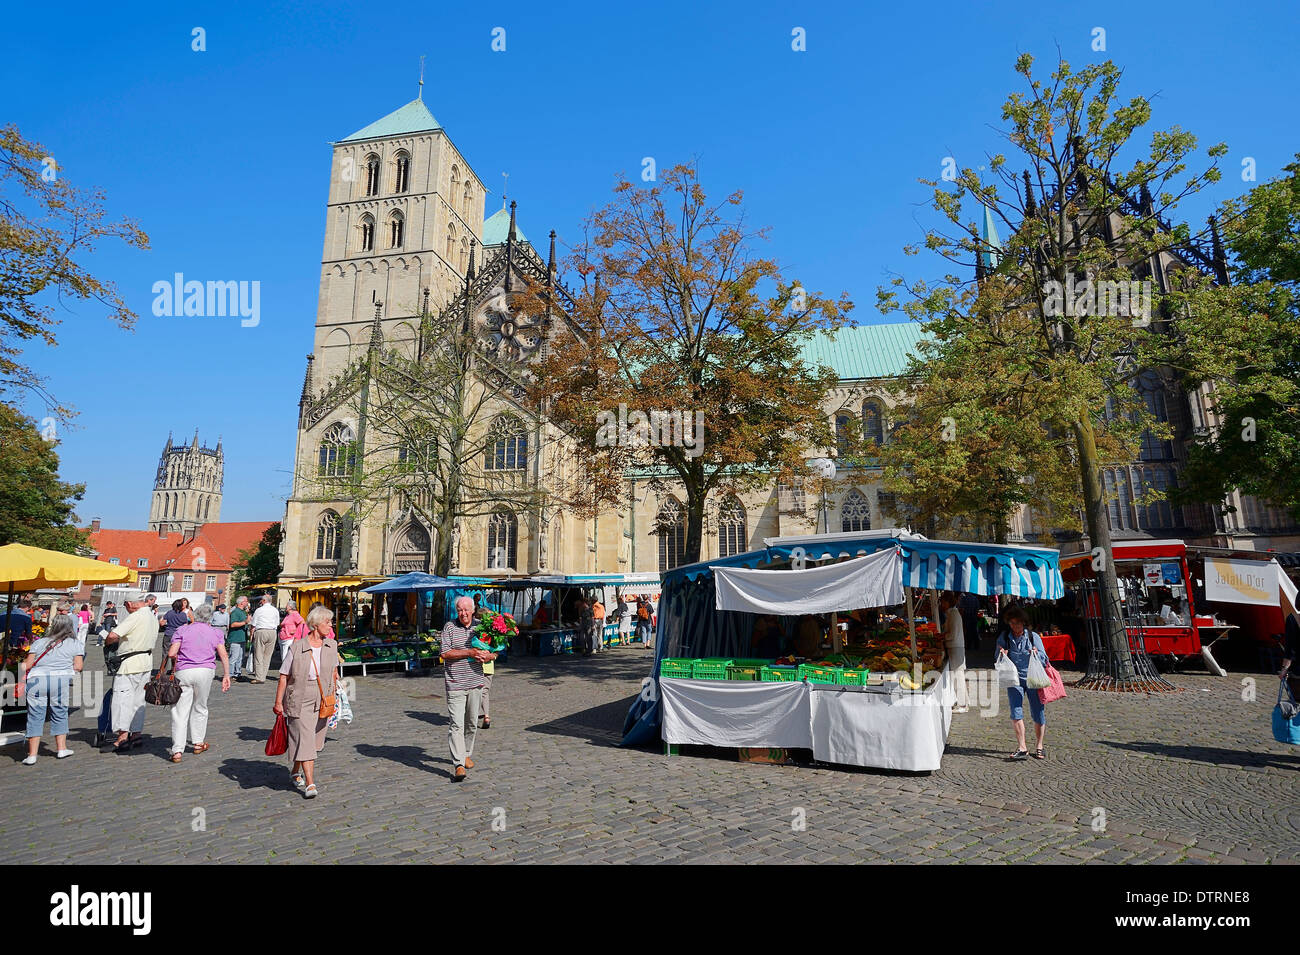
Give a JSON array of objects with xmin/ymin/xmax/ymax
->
[{"xmin": 86, "ymin": 521, "xmax": 275, "ymax": 575}]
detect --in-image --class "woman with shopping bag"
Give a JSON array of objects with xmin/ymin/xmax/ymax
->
[
  {"xmin": 996, "ymin": 606, "xmax": 1052, "ymax": 761},
  {"xmin": 272, "ymin": 605, "xmax": 340, "ymax": 799}
]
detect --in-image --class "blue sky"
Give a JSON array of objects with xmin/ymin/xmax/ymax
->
[{"xmin": 4, "ymin": 0, "xmax": 1297, "ymax": 528}]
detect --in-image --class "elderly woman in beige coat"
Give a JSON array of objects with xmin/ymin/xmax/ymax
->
[{"xmin": 272, "ymin": 605, "xmax": 340, "ymax": 799}]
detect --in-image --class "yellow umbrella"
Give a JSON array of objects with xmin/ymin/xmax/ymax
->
[
  {"xmin": 0, "ymin": 542, "xmax": 137, "ymax": 589},
  {"xmin": 0, "ymin": 543, "xmax": 136, "ymax": 661}
]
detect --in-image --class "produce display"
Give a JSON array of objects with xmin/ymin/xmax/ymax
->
[{"xmin": 660, "ymin": 613, "xmax": 948, "ymax": 691}]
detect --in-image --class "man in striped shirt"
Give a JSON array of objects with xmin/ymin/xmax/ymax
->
[{"xmin": 440, "ymin": 596, "xmax": 496, "ymax": 781}]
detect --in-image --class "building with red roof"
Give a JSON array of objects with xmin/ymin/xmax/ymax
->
[{"xmin": 73, "ymin": 519, "xmax": 276, "ymax": 607}]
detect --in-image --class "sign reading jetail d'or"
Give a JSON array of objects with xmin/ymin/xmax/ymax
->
[{"xmin": 1204, "ymin": 557, "xmax": 1279, "ymax": 606}]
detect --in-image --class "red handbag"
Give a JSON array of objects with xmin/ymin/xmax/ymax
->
[
  {"xmin": 1039, "ymin": 663, "xmax": 1068, "ymax": 703},
  {"xmin": 265, "ymin": 712, "xmax": 288, "ymax": 756}
]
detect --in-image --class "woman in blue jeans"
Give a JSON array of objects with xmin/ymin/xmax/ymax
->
[
  {"xmin": 996, "ymin": 606, "xmax": 1049, "ymax": 761},
  {"xmin": 20, "ymin": 614, "xmax": 85, "ymax": 765}
]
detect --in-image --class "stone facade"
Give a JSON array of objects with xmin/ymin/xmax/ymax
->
[{"xmin": 148, "ymin": 432, "xmax": 223, "ymax": 535}]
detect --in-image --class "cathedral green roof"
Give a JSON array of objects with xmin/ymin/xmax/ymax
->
[
  {"xmin": 481, "ymin": 207, "xmax": 528, "ymax": 246},
  {"xmin": 338, "ymin": 99, "xmax": 441, "ymax": 144},
  {"xmin": 798, "ymin": 322, "xmax": 927, "ymax": 379}
]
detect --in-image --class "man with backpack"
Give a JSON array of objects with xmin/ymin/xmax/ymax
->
[{"xmin": 635, "ymin": 597, "xmax": 654, "ymax": 648}]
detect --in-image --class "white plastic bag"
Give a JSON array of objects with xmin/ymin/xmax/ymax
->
[
  {"xmin": 1026, "ymin": 653, "xmax": 1051, "ymax": 690},
  {"xmin": 328, "ymin": 683, "xmax": 354, "ymax": 729},
  {"xmin": 994, "ymin": 654, "xmax": 1020, "ymax": 689}
]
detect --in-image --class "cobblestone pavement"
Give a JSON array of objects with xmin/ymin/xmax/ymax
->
[{"xmin": 1, "ymin": 643, "xmax": 1296, "ymax": 864}]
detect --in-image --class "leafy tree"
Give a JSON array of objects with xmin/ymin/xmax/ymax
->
[
  {"xmin": 1173, "ymin": 156, "xmax": 1300, "ymax": 519},
  {"xmin": 533, "ymin": 163, "xmax": 852, "ymax": 564},
  {"xmin": 0, "ymin": 402, "xmax": 85, "ymax": 552},
  {"xmin": 877, "ymin": 56, "xmax": 1246, "ymax": 685},
  {"xmin": 302, "ymin": 295, "xmax": 546, "ymax": 578},
  {"xmin": 0, "ymin": 124, "xmax": 148, "ymax": 414},
  {"xmin": 231, "ymin": 522, "xmax": 283, "ymax": 594}
]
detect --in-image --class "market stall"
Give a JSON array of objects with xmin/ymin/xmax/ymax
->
[
  {"xmin": 0, "ymin": 544, "xmax": 135, "ymax": 741},
  {"xmin": 623, "ymin": 529, "xmax": 1065, "ymax": 772},
  {"xmin": 286, "ymin": 576, "xmax": 385, "ymax": 641},
  {"xmin": 349, "ymin": 573, "xmax": 465, "ymax": 673}
]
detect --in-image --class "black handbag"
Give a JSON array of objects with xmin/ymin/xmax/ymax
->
[{"xmin": 145, "ymin": 660, "xmax": 182, "ymax": 706}]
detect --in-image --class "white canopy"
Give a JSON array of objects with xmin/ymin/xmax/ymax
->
[{"xmin": 713, "ymin": 548, "xmax": 903, "ymax": 615}]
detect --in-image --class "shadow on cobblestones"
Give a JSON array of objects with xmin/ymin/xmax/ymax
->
[
  {"xmin": 235, "ymin": 725, "xmax": 271, "ymax": 744},
  {"xmin": 354, "ymin": 742, "xmax": 445, "ymax": 775},
  {"xmin": 1101, "ymin": 739, "xmax": 1300, "ymax": 771},
  {"xmin": 217, "ymin": 757, "xmax": 296, "ymax": 792},
  {"xmin": 526, "ymin": 698, "xmax": 629, "ymax": 746},
  {"xmin": 403, "ymin": 709, "xmax": 448, "ymax": 727}
]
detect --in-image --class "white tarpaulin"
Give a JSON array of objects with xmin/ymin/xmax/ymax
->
[
  {"xmin": 807, "ymin": 665, "xmax": 952, "ymax": 771},
  {"xmin": 659, "ymin": 678, "xmax": 813, "ymax": 748},
  {"xmin": 713, "ymin": 548, "xmax": 903, "ymax": 615},
  {"xmin": 1205, "ymin": 557, "xmax": 1280, "ymax": 606}
]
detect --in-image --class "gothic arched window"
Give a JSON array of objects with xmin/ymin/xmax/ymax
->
[
  {"xmin": 658, "ymin": 499, "xmax": 687, "ymax": 572},
  {"xmin": 835, "ymin": 414, "xmax": 852, "ymax": 457},
  {"xmin": 459, "ymin": 237, "xmax": 468, "ymax": 273},
  {"xmin": 316, "ymin": 510, "xmax": 342, "ymax": 561},
  {"xmin": 485, "ymin": 416, "xmax": 527, "ymax": 471},
  {"xmin": 394, "ymin": 151, "xmax": 410, "ymax": 193},
  {"xmin": 863, "ymin": 400, "xmax": 885, "ymax": 446},
  {"xmin": 841, "ymin": 488, "xmax": 872, "ymax": 533},
  {"xmin": 717, "ymin": 497, "xmax": 747, "ymax": 558},
  {"xmin": 389, "ymin": 211, "xmax": 405, "ymax": 250},
  {"xmin": 364, "ymin": 154, "xmax": 380, "ymax": 197},
  {"xmin": 487, "ymin": 509, "xmax": 518, "ymax": 570},
  {"xmin": 446, "ymin": 224, "xmax": 457, "ymax": 262},
  {"xmin": 462, "ymin": 182, "xmax": 473, "ymax": 218},
  {"xmin": 318, "ymin": 423, "xmax": 356, "ymax": 479},
  {"xmin": 359, "ymin": 214, "xmax": 375, "ymax": 253}
]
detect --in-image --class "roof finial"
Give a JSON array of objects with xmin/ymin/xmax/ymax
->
[
  {"xmin": 548, "ymin": 229, "xmax": 556, "ymax": 274},
  {"xmin": 501, "ymin": 172, "xmax": 509, "ymax": 210},
  {"xmin": 467, "ymin": 238, "xmax": 477, "ymax": 281},
  {"xmin": 418, "ymin": 55, "xmax": 425, "ymax": 101}
]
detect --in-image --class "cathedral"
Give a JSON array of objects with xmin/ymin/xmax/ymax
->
[
  {"xmin": 149, "ymin": 431, "xmax": 223, "ymax": 535},
  {"xmin": 276, "ymin": 96, "xmax": 1300, "ymax": 590}
]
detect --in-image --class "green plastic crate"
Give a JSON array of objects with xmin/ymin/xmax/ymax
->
[
  {"xmin": 730, "ymin": 658, "xmax": 771, "ymax": 668},
  {"xmin": 660, "ymin": 658, "xmax": 695, "ymax": 679},
  {"xmin": 692, "ymin": 658, "xmax": 733, "ymax": 680},
  {"xmin": 726, "ymin": 664, "xmax": 764, "ymax": 681},
  {"xmin": 835, "ymin": 667, "xmax": 870, "ymax": 686},
  {"xmin": 760, "ymin": 665, "xmax": 800, "ymax": 682},
  {"xmin": 798, "ymin": 663, "xmax": 838, "ymax": 684}
]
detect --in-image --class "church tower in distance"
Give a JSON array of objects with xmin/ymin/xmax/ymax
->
[{"xmin": 148, "ymin": 430, "xmax": 224, "ymax": 535}]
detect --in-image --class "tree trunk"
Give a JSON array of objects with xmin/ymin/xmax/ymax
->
[
  {"xmin": 683, "ymin": 473, "xmax": 706, "ymax": 565},
  {"xmin": 1072, "ymin": 415, "xmax": 1136, "ymax": 681}
]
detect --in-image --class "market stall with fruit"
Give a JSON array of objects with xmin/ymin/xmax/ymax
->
[{"xmin": 622, "ymin": 530, "xmax": 1065, "ymax": 772}]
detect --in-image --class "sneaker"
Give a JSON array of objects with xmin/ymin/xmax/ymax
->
[
  {"xmin": 56, "ymin": 749, "xmax": 74, "ymax": 759},
  {"xmin": 21, "ymin": 754, "xmax": 37, "ymax": 766},
  {"xmin": 303, "ymin": 784, "xmax": 318, "ymax": 799}
]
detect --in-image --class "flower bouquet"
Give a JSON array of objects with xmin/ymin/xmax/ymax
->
[{"xmin": 470, "ymin": 610, "xmax": 516, "ymax": 652}]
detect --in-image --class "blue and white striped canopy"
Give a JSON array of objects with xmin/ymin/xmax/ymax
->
[{"xmin": 663, "ymin": 531, "xmax": 1064, "ymax": 601}]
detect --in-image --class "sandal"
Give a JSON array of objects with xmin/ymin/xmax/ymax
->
[
  {"xmin": 303, "ymin": 783, "xmax": 318, "ymax": 799},
  {"xmin": 112, "ymin": 738, "xmax": 132, "ymax": 754},
  {"xmin": 292, "ymin": 772, "xmax": 307, "ymax": 793},
  {"xmin": 1033, "ymin": 748, "xmax": 1046, "ymax": 760},
  {"xmin": 170, "ymin": 752, "xmax": 183, "ymax": 763},
  {"xmin": 1008, "ymin": 750, "xmax": 1029, "ymax": 761},
  {"xmin": 193, "ymin": 742, "xmax": 210, "ymax": 755},
  {"xmin": 129, "ymin": 733, "xmax": 144, "ymax": 749}
]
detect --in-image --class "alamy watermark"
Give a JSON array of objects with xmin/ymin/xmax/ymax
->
[
  {"xmin": 1042, "ymin": 275, "xmax": 1152, "ymax": 325},
  {"xmin": 595, "ymin": 404, "xmax": 704, "ymax": 459},
  {"xmin": 152, "ymin": 273, "xmax": 260, "ymax": 327}
]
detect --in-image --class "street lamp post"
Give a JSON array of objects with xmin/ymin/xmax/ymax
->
[{"xmin": 807, "ymin": 458, "xmax": 837, "ymax": 534}]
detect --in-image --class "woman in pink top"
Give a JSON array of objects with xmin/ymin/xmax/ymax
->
[
  {"xmin": 277, "ymin": 601, "xmax": 308, "ymax": 675},
  {"xmin": 166, "ymin": 603, "xmax": 231, "ymax": 762}
]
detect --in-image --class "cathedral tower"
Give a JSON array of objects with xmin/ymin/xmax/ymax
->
[
  {"xmin": 313, "ymin": 97, "xmax": 488, "ymax": 385},
  {"xmin": 149, "ymin": 431, "xmax": 224, "ymax": 534}
]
